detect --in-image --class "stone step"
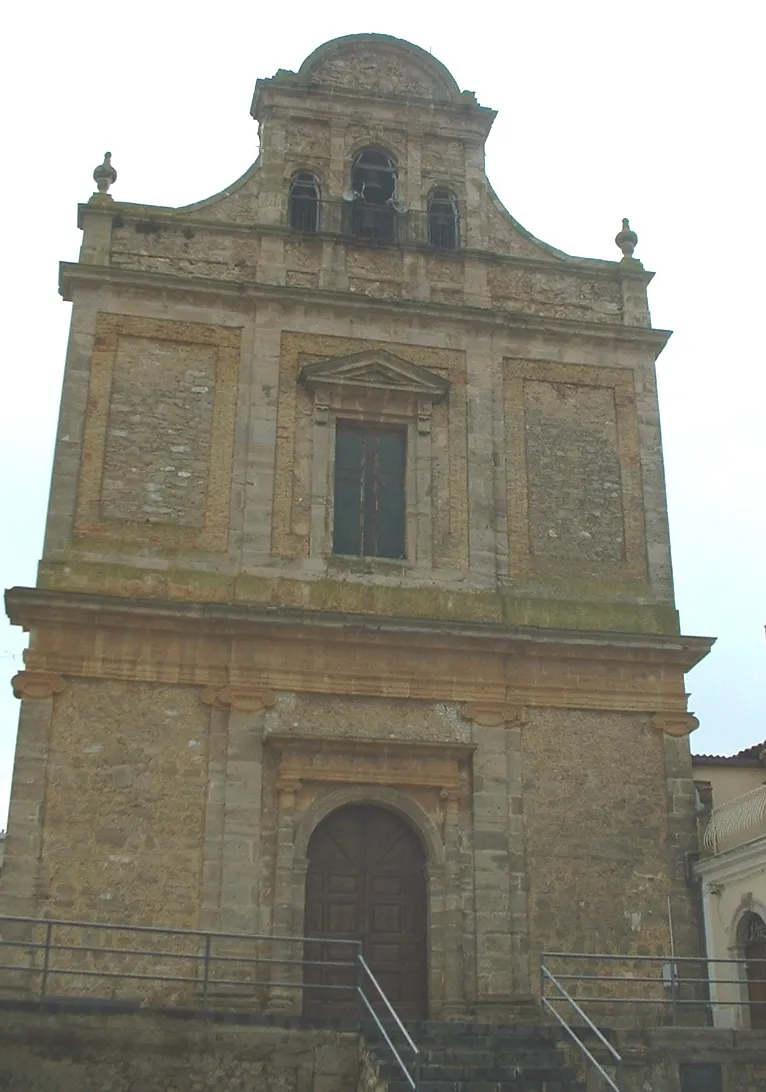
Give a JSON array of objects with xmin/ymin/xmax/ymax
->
[
  {"xmin": 421, "ymin": 1048, "xmax": 564, "ymax": 1067},
  {"xmin": 420, "ymin": 1063, "xmax": 575, "ymax": 1081},
  {"xmin": 385, "ymin": 1081, "xmax": 579, "ymax": 1092},
  {"xmin": 412, "ymin": 1022, "xmax": 557, "ymax": 1041},
  {"xmin": 375, "ymin": 1065, "xmax": 572, "ymax": 1083},
  {"xmin": 366, "ymin": 1019, "xmax": 586, "ymax": 1092}
]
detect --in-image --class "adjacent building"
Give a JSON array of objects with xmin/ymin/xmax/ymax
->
[{"xmin": 694, "ymin": 742, "xmax": 766, "ymax": 1028}]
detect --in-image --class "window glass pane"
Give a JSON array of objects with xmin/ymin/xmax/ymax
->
[
  {"xmin": 333, "ymin": 426, "xmax": 364, "ymax": 556},
  {"xmin": 372, "ymin": 430, "xmax": 406, "ymax": 559},
  {"xmin": 333, "ymin": 425, "xmax": 405, "ymax": 559}
]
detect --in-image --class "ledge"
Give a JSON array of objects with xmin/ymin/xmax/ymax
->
[
  {"xmin": 59, "ymin": 262, "xmax": 669, "ymax": 349},
  {"xmin": 6, "ymin": 585, "xmax": 712, "ymax": 669}
]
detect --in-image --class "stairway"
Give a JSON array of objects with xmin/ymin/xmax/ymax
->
[{"xmin": 368, "ymin": 1020, "xmax": 584, "ymax": 1091}]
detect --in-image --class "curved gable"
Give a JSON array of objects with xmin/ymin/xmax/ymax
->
[{"xmin": 298, "ymin": 34, "xmax": 461, "ymax": 103}]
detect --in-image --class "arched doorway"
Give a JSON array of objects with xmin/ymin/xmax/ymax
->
[
  {"xmin": 742, "ymin": 911, "xmax": 766, "ymax": 1029},
  {"xmin": 303, "ymin": 804, "xmax": 427, "ymax": 1020}
]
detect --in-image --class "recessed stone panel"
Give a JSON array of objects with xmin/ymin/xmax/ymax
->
[
  {"xmin": 101, "ymin": 336, "xmax": 216, "ymax": 528},
  {"xmin": 524, "ymin": 379, "xmax": 625, "ymax": 563},
  {"xmin": 504, "ymin": 359, "xmax": 648, "ymax": 583},
  {"xmin": 74, "ymin": 313, "xmax": 241, "ymax": 551}
]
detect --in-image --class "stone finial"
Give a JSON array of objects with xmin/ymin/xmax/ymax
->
[
  {"xmin": 615, "ymin": 217, "xmax": 638, "ymax": 260},
  {"xmin": 93, "ymin": 152, "xmax": 117, "ymax": 195}
]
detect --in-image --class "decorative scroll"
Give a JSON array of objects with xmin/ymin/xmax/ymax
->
[
  {"xmin": 200, "ymin": 686, "xmax": 277, "ymax": 713},
  {"xmin": 276, "ymin": 778, "xmax": 303, "ymax": 799},
  {"xmin": 652, "ymin": 712, "xmax": 699, "ymax": 737},
  {"xmin": 11, "ymin": 671, "xmax": 68, "ymax": 700},
  {"xmin": 461, "ymin": 703, "xmax": 528, "ymax": 728}
]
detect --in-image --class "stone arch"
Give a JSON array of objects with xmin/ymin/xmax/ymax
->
[
  {"xmin": 294, "ymin": 784, "xmax": 446, "ymax": 868},
  {"xmin": 730, "ymin": 900, "xmax": 766, "ymax": 1029},
  {"xmin": 270, "ymin": 785, "xmax": 453, "ymax": 1015},
  {"xmin": 730, "ymin": 894, "xmax": 766, "ymax": 952},
  {"xmin": 346, "ymin": 137, "xmax": 402, "ymax": 167},
  {"xmin": 297, "ymin": 34, "xmax": 461, "ymax": 103}
]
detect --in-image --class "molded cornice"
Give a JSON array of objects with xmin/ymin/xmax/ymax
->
[
  {"xmin": 5, "ymin": 586, "xmax": 713, "ymax": 719},
  {"xmin": 58, "ymin": 262, "xmax": 670, "ymax": 351}
]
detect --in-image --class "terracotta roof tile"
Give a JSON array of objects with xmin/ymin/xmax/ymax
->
[{"xmin": 692, "ymin": 739, "xmax": 766, "ymax": 765}]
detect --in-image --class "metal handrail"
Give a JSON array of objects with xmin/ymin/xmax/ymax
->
[
  {"xmin": 541, "ymin": 950, "xmax": 766, "ymax": 1004},
  {"xmin": 541, "ymin": 965, "xmax": 621, "ymax": 1092},
  {"xmin": 0, "ymin": 914, "xmax": 420, "ymax": 1090},
  {"xmin": 0, "ymin": 913, "xmax": 364, "ymax": 944},
  {"xmin": 357, "ymin": 954, "xmax": 419, "ymax": 1091},
  {"xmin": 540, "ymin": 943, "xmax": 766, "ymax": 1082}
]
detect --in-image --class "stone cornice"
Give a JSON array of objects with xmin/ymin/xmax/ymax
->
[
  {"xmin": 252, "ymin": 79, "xmax": 497, "ymax": 135},
  {"xmin": 5, "ymin": 586, "xmax": 712, "ymax": 716},
  {"xmin": 5, "ymin": 586, "xmax": 712, "ymax": 669},
  {"xmin": 58, "ymin": 262, "xmax": 669, "ymax": 350}
]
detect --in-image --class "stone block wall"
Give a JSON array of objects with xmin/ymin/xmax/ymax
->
[
  {"xmin": 0, "ymin": 1008, "xmax": 361, "ymax": 1092},
  {"xmin": 14, "ymin": 680, "xmax": 210, "ymax": 928},
  {"xmin": 0, "ymin": 671, "xmax": 702, "ymax": 1012},
  {"xmin": 40, "ymin": 280, "xmax": 678, "ymax": 638},
  {"xmin": 615, "ymin": 1027, "xmax": 766, "ymax": 1091}
]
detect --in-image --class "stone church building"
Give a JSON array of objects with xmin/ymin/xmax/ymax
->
[{"xmin": 3, "ymin": 34, "xmax": 713, "ymax": 1020}]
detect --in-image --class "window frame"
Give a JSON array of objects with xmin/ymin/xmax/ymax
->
[
  {"xmin": 299, "ymin": 351, "xmax": 450, "ymax": 569},
  {"xmin": 427, "ymin": 188, "xmax": 459, "ymax": 250}
]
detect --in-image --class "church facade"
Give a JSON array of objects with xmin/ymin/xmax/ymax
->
[{"xmin": 3, "ymin": 34, "xmax": 712, "ymax": 1019}]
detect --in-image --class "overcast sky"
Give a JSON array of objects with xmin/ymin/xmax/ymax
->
[{"xmin": 1, "ymin": 1, "xmax": 764, "ymax": 825}]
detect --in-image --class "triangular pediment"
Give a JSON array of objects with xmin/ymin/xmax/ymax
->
[{"xmin": 299, "ymin": 350, "xmax": 449, "ymax": 401}]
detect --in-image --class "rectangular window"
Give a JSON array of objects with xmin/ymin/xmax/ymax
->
[
  {"xmin": 333, "ymin": 424, "xmax": 406, "ymax": 559},
  {"xmin": 679, "ymin": 1063, "xmax": 723, "ymax": 1092}
]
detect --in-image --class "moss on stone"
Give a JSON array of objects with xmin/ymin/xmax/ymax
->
[{"xmin": 38, "ymin": 559, "xmax": 679, "ymax": 635}]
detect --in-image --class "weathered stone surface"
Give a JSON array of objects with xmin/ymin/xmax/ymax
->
[
  {"xmin": 614, "ymin": 1027, "xmax": 766, "ymax": 1092},
  {"xmin": 524, "ymin": 379, "xmax": 625, "ymax": 562},
  {"xmin": 2, "ymin": 34, "xmax": 712, "ymax": 1026},
  {"xmin": 0, "ymin": 1009, "xmax": 360, "ymax": 1092},
  {"xmin": 37, "ymin": 680, "xmax": 209, "ymax": 927}
]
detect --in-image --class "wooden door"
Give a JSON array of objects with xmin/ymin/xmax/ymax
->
[
  {"xmin": 745, "ymin": 914, "xmax": 766, "ymax": 1029},
  {"xmin": 303, "ymin": 805, "xmax": 427, "ymax": 1020}
]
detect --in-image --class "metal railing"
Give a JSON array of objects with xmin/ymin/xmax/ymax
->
[
  {"xmin": 541, "ymin": 949, "xmax": 766, "ymax": 1087},
  {"xmin": 703, "ymin": 784, "xmax": 766, "ymax": 853},
  {"xmin": 0, "ymin": 915, "xmax": 419, "ymax": 1090},
  {"xmin": 541, "ymin": 963, "xmax": 621, "ymax": 1092},
  {"xmin": 541, "ymin": 951, "xmax": 766, "ymax": 1024},
  {"xmin": 358, "ymin": 954, "xmax": 420, "ymax": 1090},
  {"xmin": 287, "ymin": 199, "xmax": 459, "ymax": 250}
]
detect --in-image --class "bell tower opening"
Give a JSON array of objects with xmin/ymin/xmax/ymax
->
[{"xmin": 349, "ymin": 148, "xmax": 397, "ymax": 243}]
